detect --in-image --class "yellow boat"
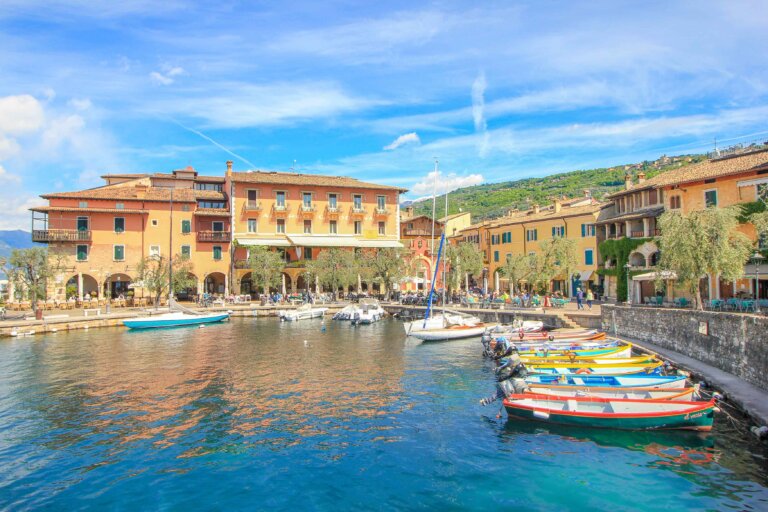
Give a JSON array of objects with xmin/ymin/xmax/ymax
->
[
  {"xmin": 516, "ymin": 344, "xmax": 633, "ymax": 359},
  {"xmin": 524, "ymin": 359, "xmax": 664, "ymax": 376},
  {"xmin": 521, "ymin": 355, "xmax": 657, "ymax": 365}
]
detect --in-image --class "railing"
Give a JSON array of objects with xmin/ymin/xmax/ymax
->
[
  {"xmin": 197, "ymin": 231, "xmax": 231, "ymax": 242},
  {"xmin": 300, "ymin": 204, "xmax": 316, "ymax": 212},
  {"xmin": 32, "ymin": 229, "xmax": 91, "ymax": 242},
  {"xmin": 403, "ymin": 229, "xmax": 432, "ymax": 237},
  {"xmin": 630, "ymin": 230, "xmax": 645, "ymax": 238},
  {"xmin": 244, "ymin": 201, "xmax": 261, "ymax": 211},
  {"xmin": 273, "ymin": 204, "xmax": 289, "ymax": 213},
  {"xmin": 375, "ymin": 207, "xmax": 390, "ymax": 215},
  {"xmin": 351, "ymin": 207, "xmax": 366, "ymax": 215}
]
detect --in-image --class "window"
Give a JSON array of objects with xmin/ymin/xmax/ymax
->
[
  {"xmin": 181, "ymin": 204, "xmax": 190, "ymax": 212},
  {"xmin": 76, "ymin": 216, "xmax": 89, "ymax": 232},
  {"xmin": 305, "ymin": 247, "xmax": 313, "ymax": 260},
  {"xmin": 491, "ymin": 234, "xmax": 500, "ymax": 245},
  {"xmin": 377, "ymin": 195, "xmax": 386, "ymax": 210},
  {"xmin": 212, "ymin": 221, "xmax": 224, "ymax": 232},
  {"xmin": 649, "ymin": 189, "xmax": 658, "ymax": 205},
  {"xmin": 151, "ymin": 219, "xmax": 158, "ymax": 226},
  {"xmin": 113, "ymin": 245, "xmax": 125, "ymax": 261},
  {"xmin": 276, "ymin": 219, "xmax": 285, "ymax": 233},
  {"xmin": 506, "ymin": 253, "xmax": 512, "ymax": 261},
  {"xmin": 378, "ymin": 221, "xmax": 385, "ymax": 235},
  {"xmin": 304, "ymin": 220, "xmax": 312, "ymax": 234},
  {"xmin": 494, "ymin": 251, "xmax": 499, "ymax": 262},
  {"xmin": 552, "ymin": 226, "xmax": 565, "ymax": 238},
  {"xmin": 247, "ymin": 189, "xmax": 259, "ymax": 208},
  {"xmin": 213, "ymin": 246, "xmax": 222, "ymax": 260},
  {"xmin": 353, "ymin": 194, "xmax": 362, "ymax": 210},
  {"xmin": 502, "ymin": 232, "xmax": 511, "ymax": 243},
  {"xmin": 581, "ymin": 224, "xmax": 596, "ymax": 237},
  {"xmin": 113, "ymin": 217, "xmax": 125, "ymax": 233},
  {"xmin": 198, "ymin": 201, "xmax": 226, "ymax": 209},
  {"xmin": 78, "ymin": 201, "xmax": 88, "ymax": 208},
  {"xmin": 330, "ymin": 220, "xmax": 337, "ymax": 234},
  {"xmin": 276, "ymin": 191, "xmax": 286, "ymax": 207},
  {"xmin": 247, "ymin": 219, "xmax": 257, "ymax": 233},
  {"xmin": 150, "ymin": 245, "xmax": 160, "ymax": 257},
  {"xmin": 354, "ymin": 221, "xmax": 362, "ymax": 234},
  {"xmin": 704, "ymin": 189, "xmax": 718, "ymax": 208},
  {"xmin": 181, "ymin": 220, "xmax": 191, "ymax": 233},
  {"xmin": 328, "ymin": 193, "xmax": 338, "ymax": 209},
  {"xmin": 116, "ymin": 202, "xmax": 124, "ymax": 210},
  {"xmin": 303, "ymin": 192, "xmax": 312, "ymax": 207},
  {"xmin": 76, "ymin": 245, "xmax": 88, "ymax": 261},
  {"xmin": 670, "ymin": 195, "xmax": 682, "ymax": 209},
  {"xmin": 195, "ymin": 182, "xmax": 223, "ymax": 191},
  {"xmin": 181, "ymin": 245, "xmax": 191, "ymax": 259},
  {"xmin": 526, "ymin": 229, "xmax": 538, "ymax": 241},
  {"xmin": 585, "ymin": 249, "xmax": 594, "ymax": 265}
]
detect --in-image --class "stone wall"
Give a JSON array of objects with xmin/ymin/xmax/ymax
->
[{"xmin": 602, "ymin": 305, "xmax": 768, "ymax": 391}]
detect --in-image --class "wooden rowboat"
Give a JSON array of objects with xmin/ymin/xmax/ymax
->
[
  {"xmin": 524, "ymin": 374, "xmax": 688, "ymax": 389},
  {"xmin": 516, "ymin": 344, "xmax": 632, "ymax": 360},
  {"xmin": 525, "ymin": 385, "xmax": 697, "ymax": 401},
  {"xmin": 521, "ymin": 356, "xmax": 656, "ymax": 366},
  {"xmin": 503, "ymin": 394, "xmax": 715, "ymax": 431},
  {"xmin": 525, "ymin": 360, "xmax": 664, "ymax": 376}
]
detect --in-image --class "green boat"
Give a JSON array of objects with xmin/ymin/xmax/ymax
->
[{"xmin": 503, "ymin": 394, "xmax": 715, "ymax": 431}]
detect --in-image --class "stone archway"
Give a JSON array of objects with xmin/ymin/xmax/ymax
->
[
  {"xmin": 205, "ymin": 272, "xmax": 226, "ymax": 295},
  {"xmin": 66, "ymin": 273, "xmax": 98, "ymax": 299},
  {"xmin": 105, "ymin": 273, "xmax": 132, "ymax": 299},
  {"xmin": 177, "ymin": 272, "xmax": 198, "ymax": 301}
]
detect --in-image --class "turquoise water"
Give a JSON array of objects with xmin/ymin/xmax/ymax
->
[{"xmin": 1, "ymin": 318, "xmax": 766, "ymax": 511}]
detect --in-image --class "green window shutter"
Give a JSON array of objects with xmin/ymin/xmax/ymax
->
[
  {"xmin": 581, "ymin": 224, "xmax": 586, "ymax": 237},
  {"xmin": 182, "ymin": 220, "xmax": 191, "ymax": 233},
  {"xmin": 114, "ymin": 245, "xmax": 124, "ymax": 260},
  {"xmin": 585, "ymin": 250, "xmax": 594, "ymax": 265},
  {"xmin": 77, "ymin": 245, "xmax": 87, "ymax": 261},
  {"xmin": 213, "ymin": 246, "xmax": 222, "ymax": 260},
  {"xmin": 181, "ymin": 245, "xmax": 191, "ymax": 258}
]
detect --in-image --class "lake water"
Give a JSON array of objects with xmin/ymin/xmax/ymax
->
[{"xmin": 1, "ymin": 318, "xmax": 767, "ymax": 510}]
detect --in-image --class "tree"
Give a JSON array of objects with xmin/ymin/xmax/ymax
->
[
  {"xmin": 0, "ymin": 247, "xmax": 66, "ymax": 313},
  {"xmin": 366, "ymin": 248, "xmax": 408, "ymax": 298},
  {"xmin": 550, "ymin": 237, "xmax": 579, "ymax": 297},
  {"xmin": 751, "ymin": 211, "xmax": 768, "ymax": 252},
  {"xmin": 136, "ymin": 254, "xmax": 196, "ymax": 305},
  {"xmin": 307, "ymin": 248, "xmax": 357, "ymax": 298},
  {"xmin": 445, "ymin": 242, "xmax": 484, "ymax": 292},
  {"xmin": 246, "ymin": 246, "xmax": 285, "ymax": 295},
  {"xmin": 656, "ymin": 207, "xmax": 753, "ymax": 310},
  {"xmin": 499, "ymin": 253, "xmax": 535, "ymax": 294},
  {"xmin": 355, "ymin": 250, "xmax": 377, "ymax": 292}
]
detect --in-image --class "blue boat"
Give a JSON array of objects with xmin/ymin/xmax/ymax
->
[
  {"xmin": 525, "ymin": 374, "xmax": 687, "ymax": 389},
  {"xmin": 123, "ymin": 312, "xmax": 230, "ymax": 329}
]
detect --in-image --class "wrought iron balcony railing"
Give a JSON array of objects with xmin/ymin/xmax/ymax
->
[{"xmin": 32, "ymin": 229, "xmax": 91, "ymax": 242}]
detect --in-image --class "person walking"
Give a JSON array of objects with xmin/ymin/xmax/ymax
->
[
  {"xmin": 576, "ymin": 287, "xmax": 584, "ymax": 310},
  {"xmin": 586, "ymin": 288, "xmax": 594, "ymax": 310}
]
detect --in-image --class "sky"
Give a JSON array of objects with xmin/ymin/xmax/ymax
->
[{"xmin": 1, "ymin": 0, "xmax": 767, "ymax": 228}]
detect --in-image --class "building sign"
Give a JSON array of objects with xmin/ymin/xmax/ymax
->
[{"xmin": 698, "ymin": 321, "xmax": 709, "ymax": 336}]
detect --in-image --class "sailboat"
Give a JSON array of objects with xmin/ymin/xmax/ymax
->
[
  {"xmin": 404, "ymin": 162, "xmax": 488, "ymax": 341},
  {"xmin": 123, "ymin": 189, "xmax": 230, "ymax": 330}
]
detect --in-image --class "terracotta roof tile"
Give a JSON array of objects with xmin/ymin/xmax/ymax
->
[
  {"xmin": 486, "ymin": 202, "xmax": 607, "ymax": 229},
  {"xmin": 193, "ymin": 190, "xmax": 227, "ymax": 200},
  {"xmin": 194, "ymin": 208, "xmax": 230, "ymax": 217},
  {"xmin": 231, "ymin": 171, "xmax": 407, "ymax": 192},
  {"xmin": 596, "ymin": 206, "xmax": 665, "ymax": 224},
  {"xmin": 42, "ymin": 185, "xmax": 198, "ymax": 203},
  {"xmin": 30, "ymin": 206, "xmax": 148, "ymax": 214}
]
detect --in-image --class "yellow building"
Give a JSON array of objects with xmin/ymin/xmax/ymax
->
[{"xmin": 483, "ymin": 194, "xmax": 605, "ymax": 294}]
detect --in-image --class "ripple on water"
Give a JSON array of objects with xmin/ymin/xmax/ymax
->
[{"xmin": 0, "ymin": 318, "xmax": 766, "ymax": 510}]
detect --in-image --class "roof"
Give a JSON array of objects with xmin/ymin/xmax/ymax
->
[
  {"xmin": 30, "ymin": 206, "xmax": 147, "ymax": 214},
  {"xmin": 43, "ymin": 185, "xmax": 200, "ymax": 203},
  {"xmin": 100, "ymin": 172, "xmax": 226, "ymax": 183},
  {"xmin": 401, "ymin": 214, "xmax": 441, "ymax": 225},
  {"xmin": 231, "ymin": 171, "xmax": 408, "ymax": 192},
  {"xmin": 486, "ymin": 202, "xmax": 607, "ymax": 230},
  {"xmin": 193, "ymin": 190, "xmax": 227, "ymax": 201},
  {"xmin": 439, "ymin": 212, "xmax": 470, "ymax": 222},
  {"xmin": 608, "ymin": 149, "xmax": 768, "ymax": 197},
  {"xmin": 194, "ymin": 208, "xmax": 230, "ymax": 217},
  {"xmin": 595, "ymin": 206, "xmax": 665, "ymax": 224}
]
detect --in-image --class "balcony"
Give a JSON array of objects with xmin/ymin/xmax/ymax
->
[
  {"xmin": 243, "ymin": 201, "xmax": 262, "ymax": 212},
  {"xmin": 32, "ymin": 229, "xmax": 91, "ymax": 242},
  {"xmin": 326, "ymin": 206, "xmax": 341, "ymax": 217},
  {"xmin": 272, "ymin": 204, "xmax": 289, "ymax": 216},
  {"xmin": 403, "ymin": 229, "xmax": 432, "ymax": 237},
  {"xmin": 350, "ymin": 206, "xmax": 366, "ymax": 217},
  {"xmin": 374, "ymin": 207, "xmax": 390, "ymax": 217},
  {"xmin": 197, "ymin": 231, "xmax": 231, "ymax": 242},
  {"xmin": 299, "ymin": 204, "xmax": 316, "ymax": 216},
  {"xmin": 630, "ymin": 230, "xmax": 645, "ymax": 238}
]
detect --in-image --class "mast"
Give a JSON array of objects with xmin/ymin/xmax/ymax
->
[
  {"xmin": 429, "ymin": 159, "xmax": 437, "ymax": 282},
  {"xmin": 442, "ymin": 187, "xmax": 448, "ymax": 313},
  {"xmin": 169, "ymin": 188, "xmax": 174, "ymax": 302}
]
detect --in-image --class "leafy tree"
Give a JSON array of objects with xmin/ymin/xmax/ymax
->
[
  {"xmin": 656, "ymin": 208, "xmax": 753, "ymax": 310},
  {"xmin": 0, "ymin": 247, "xmax": 66, "ymax": 312},
  {"xmin": 499, "ymin": 253, "xmax": 535, "ymax": 294},
  {"xmin": 751, "ymin": 211, "xmax": 768, "ymax": 253},
  {"xmin": 445, "ymin": 242, "xmax": 484, "ymax": 291},
  {"xmin": 550, "ymin": 237, "xmax": 579, "ymax": 297},
  {"xmin": 355, "ymin": 250, "xmax": 377, "ymax": 292},
  {"xmin": 247, "ymin": 246, "xmax": 285, "ymax": 294},
  {"xmin": 136, "ymin": 254, "xmax": 196, "ymax": 305},
  {"xmin": 307, "ymin": 248, "xmax": 357, "ymax": 298},
  {"xmin": 366, "ymin": 248, "xmax": 408, "ymax": 297}
]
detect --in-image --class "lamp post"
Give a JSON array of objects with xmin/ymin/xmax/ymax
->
[
  {"xmin": 624, "ymin": 262, "xmax": 632, "ymax": 305},
  {"xmin": 753, "ymin": 251, "xmax": 764, "ymax": 313}
]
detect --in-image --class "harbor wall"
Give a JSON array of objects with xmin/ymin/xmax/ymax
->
[{"xmin": 602, "ymin": 305, "xmax": 768, "ymax": 391}]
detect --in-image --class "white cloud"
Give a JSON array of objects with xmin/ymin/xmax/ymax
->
[
  {"xmin": 0, "ymin": 135, "xmax": 21, "ymax": 159},
  {"xmin": 0, "ymin": 164, "xmax": 21, "ymax": 183},
  {"xmin": 411, "ymin": 170, "xmax": 484, "ymax": 196},
  {"xmin": 471, "ymin": 71, "xmax": 489, "ymax": 158},
  {"xmin": 150, "ymin": 66, "xmax": 184, "ymax": 86},
  {"xmin": 383, "ymin": 132, "xmax": 420, "ymax": 151},
  {"xmin": 67, "ymin": 98, "xmax": 92, "ymax": 111},
  {"xmin": 0, "ymin": 94, "xmax": 45, "ymax": 135},
  {"xmin": 41, "ymin": 114, "xmax": 86, "ymax": 150}
]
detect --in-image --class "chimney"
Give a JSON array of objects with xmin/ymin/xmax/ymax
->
[
  {"xmin": 134, "ymin": 184, "xmax": 148, "ymax": 199},
  {"xmin": 554, "ymin": 198, "xmax": 562, "ymax": 213},
  {"xmin": 624, "ymin": 173, "xmax": 633, "ymax": 190},
  {"xmin": 226, "ymin": 160, "xmax": 233, "ymax": 176},
  {"xmin": 533, "ymin": 204, "xmax": 540, "ymax": 214},
  {"xmin": 583, "ymin": 189, "xmax": 591, "ymax": 198},
  {"xmin": 637, "ymin": 172, "xmax": 646, "ymax": 184}
]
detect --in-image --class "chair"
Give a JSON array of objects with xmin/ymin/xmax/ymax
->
[
  {"xmin": 726, "ymin": 298, "xmax": 739, "ymax": 311},
  {"xmin": 709, "ymin": 299, "xmax": 723, "ymax": 311}
]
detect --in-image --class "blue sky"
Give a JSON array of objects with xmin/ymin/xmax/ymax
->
[{"xmin": 1, "ymin": 0, "xmax": 767, "ymax": 228}]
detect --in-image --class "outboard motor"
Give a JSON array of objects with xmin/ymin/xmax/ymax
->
[
  {"xmin": 481, "ymin": 355, "xmax": 528, "ymax": 406},
  {"xmin": 492, "ymin": 340, "xmax": 518, "ymax": 361}
]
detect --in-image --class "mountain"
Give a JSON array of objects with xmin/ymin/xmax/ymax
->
[
  {"xmin": 0, "ymin": 230, "xmax": 36, "ymax": 261},
  {"xmin": 409, "ymin": 153, "xmax": 708, "ymax": 221}
]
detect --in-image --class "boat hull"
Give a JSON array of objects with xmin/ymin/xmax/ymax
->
[
  {"xmin": 503, "ymin": 395, "xmax": 715, "ymax": 431},
  {"xmin": 525, "ymin": 374, "xmax": 687, "ymax": 389},
  {"xmin": 123, "ymin": 313, "xmax": 230, "ymax": 329},
  {"xmin": 525, "ymin": 386, "xmax": 696, "ymax": 401},
  {"xmin": 409, "ymin": 325, "xmax": 488, "ymax": 341}
]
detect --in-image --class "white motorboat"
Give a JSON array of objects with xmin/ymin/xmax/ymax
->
[
  {"xmin": 352, "ymin": 299, "xmax": 386, "ymax": 325},
  {"xmin": 332, "ymin": 304, "xmax": 357, "ymax": 321},
  {"xmin": 404, "ymin": 310, "xmax": 490, "ymax": 341},
  {"xmin": 279, "ymin": 303, "xmax": 328, "ymax": 321},
  {"xmin": 124, "ymin": 310, "xmax": 229, "ymax": 329}
]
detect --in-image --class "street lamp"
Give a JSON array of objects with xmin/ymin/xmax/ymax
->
[
  {"xmin": 753, "ymin": 251, "xmax": 764, "ymax": 313},
  {"xmin": 624, "ymin": 262, "xmax": 632, "ymax": 305}
]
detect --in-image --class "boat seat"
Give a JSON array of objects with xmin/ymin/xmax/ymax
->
[
  {"xmin": 566, "ymin": 399, "xmax": 578, "ymax": 411},
  {"xmin": 572, "ymin": 378, "xmax": 585, "ymax": 386}
]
